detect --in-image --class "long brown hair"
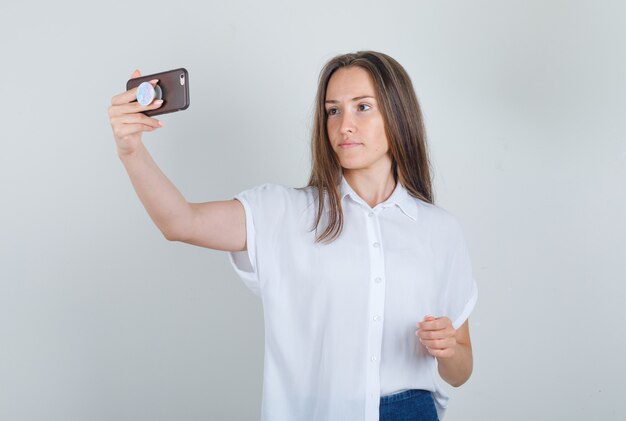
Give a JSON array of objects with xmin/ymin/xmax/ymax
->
[{"xmin": 307, "ymin": 51, "xmax": 434, "ymax": 244}]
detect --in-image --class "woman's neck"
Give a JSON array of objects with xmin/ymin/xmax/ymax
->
[{"xmin": 343, "ymin": 167, "xmax": 396, "ymax": 208}]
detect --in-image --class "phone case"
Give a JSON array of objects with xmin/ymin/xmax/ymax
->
[{"xmin": 126, "ymin": 68, "xmax": 190, "ymax": 117}]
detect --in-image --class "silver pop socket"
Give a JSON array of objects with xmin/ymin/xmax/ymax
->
[{"xmin": 136, "ymin": 81, "xmax": 162, "ymax": 106}]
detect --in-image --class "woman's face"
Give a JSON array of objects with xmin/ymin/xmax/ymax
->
[{"xmin": 325, "ymin": 66, "xmax": 391, "ymax": 173}]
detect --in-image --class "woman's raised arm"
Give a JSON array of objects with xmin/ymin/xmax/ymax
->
[{"xmin": 109, "ymin": 70, "xmax": 246, "ymax": 252}]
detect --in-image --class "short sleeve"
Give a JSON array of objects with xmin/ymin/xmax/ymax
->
[
  {"xmin": 227, "ymin": 183, "xmax": 287, "ymax": 297},
  {"xmin": 443, "ymin": 219, "xmax": 478, "ymax": 330}
]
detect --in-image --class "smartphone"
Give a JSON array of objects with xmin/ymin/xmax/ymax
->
[{"xmin": 126, "ymin": 68, "xmax": 190, "ymax": 117}]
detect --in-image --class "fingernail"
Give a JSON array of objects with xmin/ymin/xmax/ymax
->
[
  {"xmin": 155, "ymin": 100, "xmax": 163, "ymax": 105},
  {"xmin": 158, "ymin": 120, "xmax": 163, "ymax": 126},
  {"xmin": 149, "ymin": 79, "xmax": 159, "ymax": 84}
]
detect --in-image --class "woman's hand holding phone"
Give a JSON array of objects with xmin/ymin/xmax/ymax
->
[{"xmin": 108, "ymin": 69, "xmax": 164, "ymax": 157}]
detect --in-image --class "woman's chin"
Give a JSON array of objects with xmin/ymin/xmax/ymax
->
[{"xmin": 338, "ymin": 161, "xmax": 365, "ymax": 171}]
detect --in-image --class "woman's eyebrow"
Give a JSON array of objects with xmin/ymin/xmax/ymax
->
[{"xmin": 325, "ymin": 95, "xmax": 376, "ymax": 104}]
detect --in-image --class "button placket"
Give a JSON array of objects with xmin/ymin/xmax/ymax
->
[{"xmin": 363, "ymin": 208, "xmax": 386, "ymax": 421}]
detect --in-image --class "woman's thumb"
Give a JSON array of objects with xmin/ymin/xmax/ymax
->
[{"xmin": 130, "ymin": 69, "xmax": 141, "ymax": 78}]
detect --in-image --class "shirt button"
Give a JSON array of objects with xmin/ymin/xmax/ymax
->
[
  {"xmin": 371, "ymin": 356, "xmax": 377, "ymax": 362},
  {"xmin": 368, "ymin": 212, "xmax": 375, "ymax": 218},
  {"xmin": 374, "ymin": 277, "xmax": 382, "ymax": 283},
  {"xmin": 373, "ymin": 315, "xmax": 381, "ymax": 321},
  {"xmin": 372, "ymin": 242, "xmax": 380, "ymax": 248}
]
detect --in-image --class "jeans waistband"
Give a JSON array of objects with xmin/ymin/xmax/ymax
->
[{"xmin": 380, "ymin": 389, "xmax": 432, "ymax": 405}]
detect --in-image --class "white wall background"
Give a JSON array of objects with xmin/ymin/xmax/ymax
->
[{"xmin": 1, "ymin": 0, "xmax": 625, "ymax": 419}]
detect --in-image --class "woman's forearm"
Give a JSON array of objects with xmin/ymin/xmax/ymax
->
[
  {"xmin": 118, "ymin": 143, "xmax": 192, "ymax": 240},
  {"xmin": 436, "ymin": 342, "xmax": 473, "ymax": 387}
]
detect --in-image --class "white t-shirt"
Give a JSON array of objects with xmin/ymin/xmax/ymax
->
[{"xmin": 227, "ymin": 175, "xmax": 478, "ymax": 421}]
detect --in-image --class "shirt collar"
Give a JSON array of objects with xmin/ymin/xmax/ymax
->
[{"xmin": 338, "ymin": 174, "xmax": 418, "ymax": 221}]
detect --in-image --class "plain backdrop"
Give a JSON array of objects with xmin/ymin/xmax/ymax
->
[{"xmin": 1, "ymin": 0, "xmax": 625, "ymax": 420}]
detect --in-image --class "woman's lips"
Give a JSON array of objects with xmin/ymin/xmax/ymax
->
[{"xmin": 339, "ymin": 142, "xmax": 362, "ymax": 149}]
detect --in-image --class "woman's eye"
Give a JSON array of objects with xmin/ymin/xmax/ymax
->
[
  {"xmin": 358, "ymin": 104, "xmax": 371, "ymax": 111},
  {"xmin": 327, "ymin": 108, "xmax": 338, "ymax": 115}
]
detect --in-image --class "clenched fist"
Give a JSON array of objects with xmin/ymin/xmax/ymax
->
[{"xmin": 416, "ymin": 315, "xmax": 457, "ymax": 359}]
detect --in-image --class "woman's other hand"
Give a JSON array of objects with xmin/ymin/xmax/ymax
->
[{"xmin": 416, "ymin": 315, "xmax": 457, "ymax": 359}]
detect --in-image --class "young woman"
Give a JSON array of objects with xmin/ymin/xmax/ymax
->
[{"xmin": 108, "ymin": 51, "xmax": 478, "ymax": 421}]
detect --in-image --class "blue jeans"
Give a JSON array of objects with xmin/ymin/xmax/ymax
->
[{"xmin": 379, "ymin": 389, "xmax": 439, "ymax": 421}]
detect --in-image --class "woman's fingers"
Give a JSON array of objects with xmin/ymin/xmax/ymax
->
[
  {"xmin": 417, "ymin": 329, "xmax": 449, "ymax": 340},
  {"xmin": 113, "ymin": 122, "xmax": 157, "ymax": 139},
  {"xmin": 109, "ymin": 98, "xmax": 163, "ymax": 117},
  {"xmin": 111, "ymin": 86, "xmax": 140, "ymax": 106},
  {"xmin": 420, "ymin": 337, "xmax": 453, "ymax": 349},
  {"xmin": 425, "ymin": 347, "xmax": 455, "ymax": 358},
  {"xmin": 110, "ymin": 113, "xmax": 162, "ymax": 128},
  {"xmin": 109, "ymin": 110, "xmax": 163, "ymax": 143},
  {"xmin": 110, "ymin": 78, "xmax": 159, "ymax": 106}
]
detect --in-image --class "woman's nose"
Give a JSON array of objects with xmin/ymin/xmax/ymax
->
[{"xmin": 339, "ymin": 112, "xmax": 356, "ymax": 135}]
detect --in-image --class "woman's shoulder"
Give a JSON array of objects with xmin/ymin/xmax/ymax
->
[
  {"xmin": 237, "ymin": 182, "xmax": 314, "ymax": 197},
  {"xmin": 233, "ymin": 182, "xmax": 316, "ymax": 209},
  {"xmin": 413, "ymin": 198, "xmax": 459, "ymax": 224},
  {"xmin": 411, "ymin": 197, "xmax": 465, "ymax": 242}
]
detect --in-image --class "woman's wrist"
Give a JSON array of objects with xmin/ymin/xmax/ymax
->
[
  {"xmin": 436, "ymin": 342, "xmax": 473, "ymax": 387},
  {"xmin": 117, "ymin": 142, "xmax": 145, "ymax": 161}
]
